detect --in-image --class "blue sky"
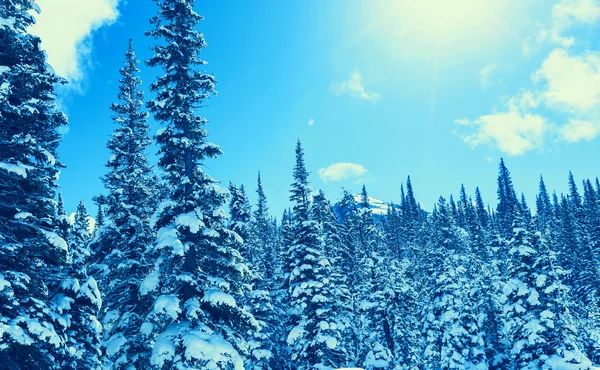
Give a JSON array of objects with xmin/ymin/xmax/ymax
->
[{"xmin": 30, "ymin": 0, "xmax": 600, "ymax": 218}]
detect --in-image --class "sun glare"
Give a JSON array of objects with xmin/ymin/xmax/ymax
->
[{"xmin": 361, "ymin": 0, "xmax": 515, "ymax": 57}]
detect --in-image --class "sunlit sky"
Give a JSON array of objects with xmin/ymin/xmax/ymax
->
[{"xmin": 30, "ymin": 0, "xmax": 600, "ymax": 217}]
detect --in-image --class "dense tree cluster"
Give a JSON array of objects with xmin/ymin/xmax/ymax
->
[{"xmin": 2, "ymin": 0, "xmax": 600, "ymax": 369}]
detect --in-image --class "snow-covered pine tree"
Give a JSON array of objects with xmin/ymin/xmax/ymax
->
[
  {"xmin": 496, "ymin": 158, "xmax": 519, "ymax": 238},
  {"xmin": 227, "ymin": 180, "xmax": 277, "ymax": 370},
  {"xmin": 69, "ymin": 200, "xmax": 92, "ymax": 272},
  {"xmin": 87, "ymin": 39, "xmax": 156, "ymax": 369},
  {"xmin": 143, "ymin": 1, "xmax": 257, "ymax": 368},
  {"xmin": 352, "ymin": 186, "xmax": 397, "ymax": 370},
  {"xmin": 311, "ymin": 189, "xmax": 353, "ymax": 368},
  {"xmin": 535, "ymin": 176, "xmax": 553, "ymax": 233},
  {"xmin": 421, "ymin": 197, "xmax": 486, "ymax": 370},
  {"xmin": 58, "ymin": 199, "xmax": 102, "ymax": 369},
  {"xmin": 0, "ymin": 2, "xmax": 74, "ymax": 366},
  {"xmin": 564, "ymin": 173, "xmax": 598, "ymax": 304},
  {"xmin": 228, "ymin": 182, "xmax": 253, "ymax": 260},
  {"xmin": 501, "ymin": 212, "xmax": 592, "ymax": 369},
  {"xmin": 286, "ymin": 140, "xmax": 346, "ymax": 370},
  {"xmin": 475, "ymin": 186, "xmax": 489, "ymax": 229},
  {"xmin": 95, "ymin": 204, "xmax": 104, "ymax": 231},
  {"xmin": 254, "ymin": 172, "xmax": 277, "ymax": 283},
  {"xmin": 56, "ymin": 192, "xmax": 71, "ymax": 241}
]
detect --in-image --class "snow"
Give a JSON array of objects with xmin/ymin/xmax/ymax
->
[
  {"xmin": 78, "ymin": 277, "xmax": 102, "ymax": 309},
  {"xmin": 316, "ymin": 334, "xmax": 338, "ymax": 349},
  {"xmin": 140, "ymin": 270, "xmax": 160, "ymax": 295},
  {"xmin": 41, "ymin": 230, "xmax": 68, "ymax": 251},
  {"xmin": 0, "ymin": 273, "xmax": 10, "ymax": 292},
  {"xmin": 153, "ymin": 294, "xmax": 181, "ymax": 320},
  {"xmin": 14, "ymin": 212, "xmax": 32, "ymax": 219},
  {"xmin": 151, "ymin": 331, "xmax": 175, "ymax": 367},
  {"xmin": 287, "ymin": 326, "xmax": 306, "ymax": 345},
  {"xmin": 150, "ymin": 322, "xmax": 244, "ymax": 369},
  {"xmin": 0, "ymin": 161, "xmax": 33, "ymax": 178},
  {"xmin": 140, "ymin": 322, "xmax": 154, "ymax": 336},
  {"xmin": 105, "ymin": 333, "xmax": 127, "ymax": 357},
  {"xmin": 175, "ymin": 211, "xmax": 204, "ymax": 234},
  {"xmin": 202, "ymin": 289, "xmax": 236, "ymax": 308},
  {"xmin": 182, "ymin": 328, "xmax": 244, "ymax": 369},
  {"xmin": 156, "ymin": 226, "xmax": 184, "ymax": 256},
  {"xmin": 0, "ymin": 17, "xmax": 15, "ymax": 30}
]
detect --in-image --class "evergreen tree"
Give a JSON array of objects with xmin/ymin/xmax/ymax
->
[
  {"xmin": 89, "ymin": 39, "xmax": 156, "ymax": 369},
  {"xmin": 496, "ymin": 158, "xmax": 519, "ymax": 237},
  {"xmin": 421, "ymin": 197, "xmax": 486, "ymax": 370},
  {"xmin": 475, "ymin": 186, "xmax": 489, "ymax": 229},
  {"xmin": 253, "ymin": 173, "xmax": 277, "ymax": 283},
  {"xmin": 95, "ymin": 204, "xmax": 104, "ymax": 231},
  {"xmin": 142, "ymin": 1, "xmax": 258, "ymax": 368},
  {"xmin": 56, "ymin": 192, "xmax": 71, "ymax": 241},
  {"xmin": 0, "ymin": 2, "xmax": 78, "ymax": 367},
  {"xmin": 69, "ymin": 200, "xmax": 92, "ymax": 272},
  {"xmin": 228, "ymin": 182, "xmax": 252, "ymax": 258},
  {"xmin": 286, "ymin": 141, "xmax": 346, "ymax": 369},
  {"xmin": 536, "ymin": 176, "xmax": 552, "ymax": 232},
  {"xmin": 502, "ymin": 214, "xmax": 592, "ymax": 369}
]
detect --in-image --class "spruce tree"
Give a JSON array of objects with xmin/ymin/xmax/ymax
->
[
  {"xmin": 89, "ymin": 39, "xmax": 156, "ymax": 369},
  {"xmin": 286, "ymin": 140, "xmax": 346, "ymax": 369},
  {"xmin": 421, "ymin": 197, "xmax": 486, "ymax": 369},
  {"xmin": 502, "ymin": 214, "xmax": 592, "ymax": 369},
  {"xmin": 0, "ymin": 2, "xmax": 74, "ymax": 366},
  {"xmin": 143, "ymin": 1, "xmax": 257, "ymax": 368},
  {"xmin": 253, "ymin": 172, "xmax": 277, "ymax": 282},
  {"xmin": 496, "ymin": 158, "xmax": 519, "ymax": 238}
]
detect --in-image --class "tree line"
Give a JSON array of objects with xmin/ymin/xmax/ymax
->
[{"xmin": 1, "ymin": 0, "xmax": 600, "ymax": 369}]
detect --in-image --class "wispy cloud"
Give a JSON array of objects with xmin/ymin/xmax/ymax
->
[
  {"xmin": 457, "ymin": 0, "xmax": 600, "ymax": 154},
  {"xmin": 558, "ymin": 119, "xmax": 600, "ymax": 142},
  {"xmin": 317, "ymin": 162, "xmax": 368, "ymax": 182},
  {"xmin": 456, "ymin": 110, "xmax": 549, "ymax": 156},
  {"xmin": 479, "ymin": 64, "xmax": 497, "ymax": 89},
  {"xmin": 533, "ymin": 48, "xmax": 600, "ymax": 113},
  {"xmin": 332, "ymin": 71, "xmax": 380, "ymax": 102},
  {"xmin": 29, "ymin": 0, "xmax": 120, "ymax": 88}
]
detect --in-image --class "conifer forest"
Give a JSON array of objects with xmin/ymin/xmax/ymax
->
[{"xmin": 2, "ymin": 0, "xmax": 600, "ymax": 369}]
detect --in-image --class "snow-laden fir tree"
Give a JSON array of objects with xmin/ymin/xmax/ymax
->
[
  {"xmin": 286, "ymin": 140, "xmax": 347, "ymax": 370},
  {"xmin": 501, "ymin": 212, "xmax": 592, "ymax": 369},
  {"xmin": 228, "ymin": 182, "xmax": 253, "ymax": 260},
  {"xmin": 421, "ymin": 197, "xmax": 487, "ymax": 370},
  {"xmin": 56, "ymin": 192, "xmax": 71, "ymax": 241},
  {"xmin": 69, "ymin": 200, "xmax": 92, "ymax": 272},
  {"xmin": 355, "ymin": 187, "xmax": 397, "ymax": 370},
  {"xmin": 228, "ymin": 181, "xmax": 276, "ymax": 370},
  {"xmin": 253, "ymin": 172, "xmax": 277, "ymax": 284},
  {"xmin": 143, "ymin": 1, "xmax": 257, "ymax": 368},
  {"xmin": 496, "ymin": 158, "xmax": 519, "ymax": 238},
  {"xmin": 0, "ymin": 1, "xmax": 76, "ymax": 367},
  {"xmin": 311, "ymin": 189, "xmax": 353, "ymax": 368},
  {"xmin": 88, "ymin": 39, "xmax": 156, "ymax": 369}
]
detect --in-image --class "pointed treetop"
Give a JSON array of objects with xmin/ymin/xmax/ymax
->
[{"xmin": 361, "ymin": 184, "xmax": 369, "ymax": 208}]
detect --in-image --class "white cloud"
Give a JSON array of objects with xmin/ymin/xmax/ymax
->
[
  {"xmin": 537, "ymin": 0, "xmax": 600, "ymax": 48},
  {"xmin": 29, "ymin": 0, "xmax": 120, "ymax": 84},
  {"xmin": 533, "ymin": 48, "xmax": 600, "ymax": 113},
  {"xmin": 308, "ymin": 119, "xmax": 315, "ymax": 126},
  {"xmin": 479, "ymin": 64, "xmax": 497, "ymax": 89},
  {"xmin": 558, "ymin": 119, "xmax": 600, "ymax": 142},
  {"xmin": 459, "ymin": 1, "xmax": 600, "ymax": 154},
  {"xmin": 317, "ymin": 162, "xmax": 368, "ymax": 182},
  {"xmin": 456, "ymin": 110, "xmax": 549, "ymax": 156},
  {"xmin": 332, "ymin": 71, "xmax": 380, "ymax": 102}
]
